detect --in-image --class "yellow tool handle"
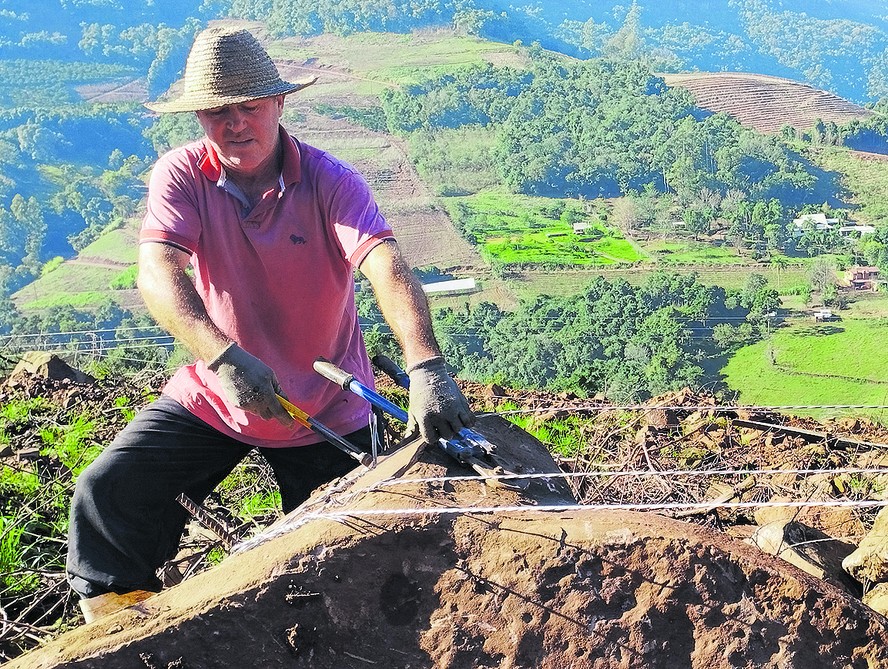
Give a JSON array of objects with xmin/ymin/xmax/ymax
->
[{"xmin": 276, "ymin": 394, "xmax": 312, "ymax": 428}]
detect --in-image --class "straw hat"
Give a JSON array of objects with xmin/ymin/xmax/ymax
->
[{"xmin": 146, "ymin": 26, "xmax": 317, "ymax": 113}]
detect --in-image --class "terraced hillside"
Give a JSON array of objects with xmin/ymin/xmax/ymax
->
[{"xmin": 662, "ymin": 72, "xmax": 872, "ymax": 134}]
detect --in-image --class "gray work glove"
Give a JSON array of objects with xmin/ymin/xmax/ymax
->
[
  {"xmin": 406, "ymin": 356, "xmax": 475, "ymax": 444},
  {"xmin": 207, "ymin": 343, "xmax": 293, "ymax": 426}
]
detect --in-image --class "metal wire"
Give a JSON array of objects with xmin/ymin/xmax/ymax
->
[
  {"xmin": 369, "ymin": 466, "xmax": 888, "ymax": 488},
  {"xmin": 302, "ymin": 498, "xmax": 888, "ymax": 522}
]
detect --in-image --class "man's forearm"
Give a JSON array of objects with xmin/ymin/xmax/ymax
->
[
  {"xmin": 137, "ymin": 243, "xmax": 230, "ymax": 363},
  {"xmin": 359, "ymin": 239, "xmax": 474, "ymax": 441},
  {"xmin": 360, "ymin": 241, "xmax": 442, "ymax": 367}
]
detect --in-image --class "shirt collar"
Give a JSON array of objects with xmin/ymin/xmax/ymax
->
[{"xmin": 196, "ymin": 125, "xmax": 303, "ymax": 190}]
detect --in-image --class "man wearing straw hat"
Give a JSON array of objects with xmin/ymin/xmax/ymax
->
[{"xmin": 65, "ymin": 25, "xmax": 474, "ymax": 622}]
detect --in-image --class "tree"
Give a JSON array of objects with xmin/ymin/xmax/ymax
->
[
  {"xmin": 810, "ymin": 257, "xmax": 837, "ymax": 295},
  {"xmin": 769, "ymin": 254, "xmax": 790, "ymax": 290},
  {"xmin": 604, "ymin": 1, "xmax": 644, "ymax": 61}
]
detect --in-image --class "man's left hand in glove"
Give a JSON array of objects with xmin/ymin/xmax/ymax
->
[{"xmin": 405, "ymin": 356, "xmax": 475, "ymax": 444}]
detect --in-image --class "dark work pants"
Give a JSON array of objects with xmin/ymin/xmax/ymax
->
[{"xmin": 66, "ymin": 395, "xmax": 371, "ymax": 599}]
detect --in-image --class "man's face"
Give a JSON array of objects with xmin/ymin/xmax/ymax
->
[{"xmin": 196, "ymin": 95, "xmax": 285, "ymax": 177}]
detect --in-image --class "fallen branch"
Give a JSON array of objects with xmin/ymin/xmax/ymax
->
[{"xmin": 671, "ymin": 475, "xmax": 757, "ymax": 519}]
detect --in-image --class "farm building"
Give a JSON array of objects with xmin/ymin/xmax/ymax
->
[
  {"xmin": 838, "ymin": 224, "xmax": 876, "ymax": 236},
  {"xmin": 421, "ymin": 278, "xmax": 477, "ymax": 296},
  {"xmin": 842, "ymin": 266, "xmax": 882, "ymax": 291},
  {"xmin": 791, "ymin": 212, "xmax": 838, "ymax": 236}
]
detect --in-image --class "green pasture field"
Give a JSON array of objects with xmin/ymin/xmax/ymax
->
[
  {"xmin": 808, "ymin": 147, "xmax": 888, "ymax": 227},
  {"xmin": 79, "ymin": 226, "xmax": 139, "ymax": 264},
  {"xmin": 721, "ymin": 318, "xmax": 888, "ymax": 421},
  {"xmin": 445, "ymin": 189, "xmax": 645, "ymax": 267},
  {"xmin": 22, "ymin": 290, "xmax": 111, "ymax": 310},
  {"xmin": 270, "ymin": 32, "xmax": 530, "ymax": 94},
  {"xmin": 12, "ymin": 225, "xmax": 139, "ymax": 310},
  {"xmin": 640, "ymin": 240, "xmax": 756, "ymax": 265}
]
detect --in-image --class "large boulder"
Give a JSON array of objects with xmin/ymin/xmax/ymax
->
[
  {"xmin": 844, "ymin": 507, "xmax": 888, "ymax": 585},
  {"xmin": 9, "ymin": 416, "xmax": 888, "ymax": 669},
  {"xmin": 7, "ymin": 352, "xmax": 95, "ymax": 385}
]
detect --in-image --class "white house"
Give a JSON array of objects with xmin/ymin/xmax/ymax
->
[
  {"xmin": 791, "ymin": 212, "xmax": 838, "ymax": 237},
  {"xmin": 838, "ymin": 224, "xmax": 876, "ymax": 236}
]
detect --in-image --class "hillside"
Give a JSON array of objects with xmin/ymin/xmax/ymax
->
[
  {"xmin": 11, "ymin": 285, "xmax": 888, "ymax": 656},
  {"xmin": 4, "ymin": 362, "xmax": 888, "ymax": 664},
  {"xmin": 3, "ymin": 0, "xmax": 888, "ymax": 102},
  {"xmin": 662, "ymin": 72, "xmax": 874, "ymax": 135}
]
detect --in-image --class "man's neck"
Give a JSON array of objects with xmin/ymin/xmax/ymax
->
[{"xmin": 227, "ymin": 142, "xmax": 283, "ymax": 205}]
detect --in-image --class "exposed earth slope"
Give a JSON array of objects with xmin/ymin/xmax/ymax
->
[
  {"xmin": 662, "ymin": 72, "xmax": 873, "ymax": 134},
  {"xmin": 6, "ymin": 407, "xmax": 888, "ymax": 669}
]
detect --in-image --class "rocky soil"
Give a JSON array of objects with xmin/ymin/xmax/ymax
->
[{"xmin": 2, "ymin": 360, "xmax": 888, "ymax": 667}]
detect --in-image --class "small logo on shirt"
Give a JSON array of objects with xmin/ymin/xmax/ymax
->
[{"xmin": 290, "ymin": 234, "xmax": 306, "ymax": 245}]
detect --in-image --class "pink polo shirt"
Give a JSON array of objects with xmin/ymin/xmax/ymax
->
[{"xmin": 140, "ymin": 127, "xmax": 393, "ymax": 447}]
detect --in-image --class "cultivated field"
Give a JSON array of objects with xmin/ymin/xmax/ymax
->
[
  {"xmin": 662, "ymin": 72, "xmax": 872, "ymax": 134},
  {"xmin": 443, "ymin": 189, "xmax": 643, "ymax": 267}
]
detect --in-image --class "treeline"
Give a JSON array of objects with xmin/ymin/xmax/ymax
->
[{"xmin": 361, "ymin": 271, "xmax": 779, "ymax": 401}]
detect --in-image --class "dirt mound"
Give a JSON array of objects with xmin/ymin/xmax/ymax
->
[{"xmin": 10, "ymin": 416, "xmax": 887, "ymax": 669}]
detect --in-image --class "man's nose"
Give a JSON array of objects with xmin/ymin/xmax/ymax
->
[{"xmin": 227, "ymin": 109, "xmax": 247, "ymax": 131}]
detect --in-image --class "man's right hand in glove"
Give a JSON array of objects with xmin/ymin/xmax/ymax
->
[{"xmin": 207, "ymin": 343, "xmax": 294, "ymax": 426}]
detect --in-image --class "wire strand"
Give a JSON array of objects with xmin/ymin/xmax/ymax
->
[{"xmin": 370, "ymin": 466, "xmax": 888, "ymax": 488}]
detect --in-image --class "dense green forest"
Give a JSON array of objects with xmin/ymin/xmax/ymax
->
[
  {"xmin": 359, "ymin": 269, "xmax": 780, "ymax": 401},
  {"xmin": 381, "ymin": 56, "xmax": 820, "ymax": 201}
]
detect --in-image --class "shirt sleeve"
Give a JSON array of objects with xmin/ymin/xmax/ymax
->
[
  {"xmin": 140, "ymin": 149, "xmax": 203, "ymax": 255},
  {"xmin": 326, "ymin": 168, "xmax": 394, "ymax": 267}
]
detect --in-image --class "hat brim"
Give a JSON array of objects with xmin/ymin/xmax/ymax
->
[{"xmin": 144, "ymin": 76, "xmax": 318, "ymax": 114}]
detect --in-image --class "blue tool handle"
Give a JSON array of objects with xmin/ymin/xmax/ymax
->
[
  {"xmin": 313, "ymin": 357, "xmax": 408, "ymax": 422},
  {"xmin": 347, "ymin": 379, "xmax": 409, "ymax": 424},
  {"xmin": 314, "ymin": 357, "xmax": 482, "ymax": 461},
  {"xmin": 350, "ymin": 378, "xmax": 483, "ymax": 462}
]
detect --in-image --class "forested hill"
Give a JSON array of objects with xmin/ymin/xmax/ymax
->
[{"xmin": 2, "ymin": 0, "xmax": 888, "ymax": 103}]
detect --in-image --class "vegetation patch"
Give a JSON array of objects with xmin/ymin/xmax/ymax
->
[
  {"xmin": 22, "ymin": 291, "xmax": 111, "ymax": 310},
  {"xmin": 445, "ymin": 189, "xmax": 644, "ymax": 266},
  {"xmin": 407, "ymin": 126, "xmax": 500, "ymax": 195},
  {"xmin": 640, "ymin": 240, "xmax": 752, "ymax": 265},
  {"xmin": 0, "ymin": 60, "xmax": 137, "ymax": 106},
  {"xmin": 809, "ymin": 146, "xmax": 888, "ymax": 227},
  {"xmin": 109, "ymin": 265, "xmax": 138, "ymax": 290}
]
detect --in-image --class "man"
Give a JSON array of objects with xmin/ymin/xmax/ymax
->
[{"xmin": 66, "ymin": 26, "xmax": 473, "ymax": 623}]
